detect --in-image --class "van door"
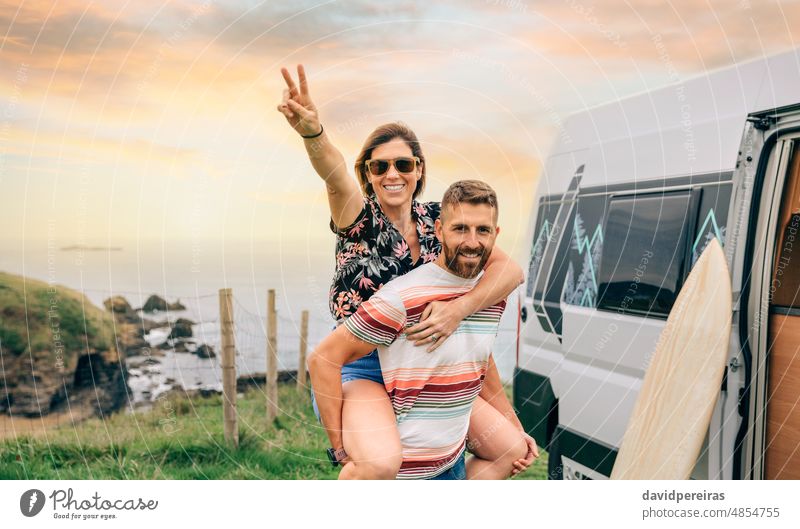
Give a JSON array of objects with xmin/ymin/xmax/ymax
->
[
  {"xmin": 732, "ymin": 105, "xmax": 800, "ymax": 480},
  {"xmin": 764, "ymin": 140, "xmax": 800, "ymax": 479}
]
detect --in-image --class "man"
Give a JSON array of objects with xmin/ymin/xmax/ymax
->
[{"xmin": 308, "ymin": 180, "xmax": 536, "ymax": 479}]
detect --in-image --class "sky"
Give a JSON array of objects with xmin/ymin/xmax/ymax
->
[{"xmin": 1, "ymin": 0, "xmax": 800, "ymax": 265}]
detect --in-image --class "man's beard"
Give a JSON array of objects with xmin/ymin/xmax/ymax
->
[{"xmin": 442, "ymin": 239, "xmax": 491, "ymax": 279}]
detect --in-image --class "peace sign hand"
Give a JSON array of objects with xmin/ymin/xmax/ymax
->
[{"xmin": 277, "ymin": 64, "xmax": 322, "ymax": 138}]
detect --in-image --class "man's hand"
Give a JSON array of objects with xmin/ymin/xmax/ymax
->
[
  {"xmin": 277, "ymin": 64, "xmax": 321, "ymax": 137},
  {"xmin": 405, "ymin": 299, "xmax": 470, "ymax": 352},
  {"xmin": 511, "ymin": 432, "xmax": 539, "ymax": 476}
]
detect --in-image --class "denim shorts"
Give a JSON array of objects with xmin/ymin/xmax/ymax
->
[
  {"xmin": 427, "ymin": 451, "xmax": 466, "ymax": 480},
  {"xmin": 310, "ymin": 349, "xmax": 384, "ymax": 421}
]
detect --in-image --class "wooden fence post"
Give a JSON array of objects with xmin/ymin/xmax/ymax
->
[
  {"xmin": 219, "ymin": 288, "xmax": 238, "ymax": 448},
  {"xmin": 297, "ymin": 310, "xmax": 309, "ymax": 393},
  {"xmin": 266, "ymin": 289, "xmax": 278, "ymax": 422}
]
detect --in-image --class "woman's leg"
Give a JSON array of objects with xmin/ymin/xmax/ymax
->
[
  {"xmin": 337, "ymin": 379, "xmax": 403, "ymax": 480},
  {"xmin": 465, "ymin": 395, "xmax": 528, "ymax": 479}
]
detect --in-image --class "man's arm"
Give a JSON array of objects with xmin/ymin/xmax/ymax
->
[{"xmin": 307, "ymin": 325, "xmax": 381, "ymax": 452}]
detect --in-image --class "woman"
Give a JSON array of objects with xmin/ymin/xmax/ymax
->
[{"xmin": 277, "ymin": 64, "xmax": 538, "ymax": 479}]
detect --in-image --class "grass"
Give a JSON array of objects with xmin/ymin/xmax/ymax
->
[
  {"xmin": 0, "ymin": 383, "xmax": 548, "ymax": 480},
  {"xmin": 0, "ymin": 271, "xmax": 115, "ymax": 363}
]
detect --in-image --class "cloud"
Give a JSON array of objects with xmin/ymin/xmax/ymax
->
[
  {"xmin": 2, "ymin": 122, "xmax": 198, "ymax": 169},
  {"xmin": 1, "ymin": 0, "xmax": 798, "ymax": 257},
  {"xmin": 522, "ymin": 0, "xmax": 800, "ymax": 71},
  {"xmin": 0, "ymin": 0, "xmax": 262, "ymax": 124}
]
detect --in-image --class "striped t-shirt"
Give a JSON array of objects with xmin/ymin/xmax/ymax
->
[{"xmin": 343, "ymin": 261, "xmax": 506, "ymax": 479}]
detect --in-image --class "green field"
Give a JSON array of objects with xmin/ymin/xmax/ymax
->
[{"xmin": 0, "ymin": 383, "xmax": 548, "ymax": 480}]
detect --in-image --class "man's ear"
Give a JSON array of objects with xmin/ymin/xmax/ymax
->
[{"xmin": 434, "ymin": 218, "xmax": 443, "ymax": 243}]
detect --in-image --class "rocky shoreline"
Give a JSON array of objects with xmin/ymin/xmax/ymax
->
[
  {"xmin": 2, "ymin": 273, "xmax": 307, "ymax": 422},
  {"xmin": 104, "ymin": 294, "xmax": 221, "ymax": 409},
  {"xmin": 104, "ymin": 294, "xmax": 216, "ymax": 361}
]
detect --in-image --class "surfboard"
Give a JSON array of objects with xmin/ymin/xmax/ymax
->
[{"xmin": 610, "ymin": 238, "xmax": 732, "ymax": 480}]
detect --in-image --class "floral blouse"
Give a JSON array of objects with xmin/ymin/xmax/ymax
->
[{"xmin": 328, "ymin": 194, "xmax": 442, "ymax": 322}]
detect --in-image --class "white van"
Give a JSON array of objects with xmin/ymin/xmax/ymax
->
[{"xmin": 514, "ymin": 48, "xmax": 800, "ymax": 480}]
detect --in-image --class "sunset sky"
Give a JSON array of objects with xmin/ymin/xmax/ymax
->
[{"xmin": 2, "ymin": 0, "xmax": 799, "ymax": 264}]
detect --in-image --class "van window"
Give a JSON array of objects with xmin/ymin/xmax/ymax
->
[{"xmin": 597, "ymin": 190, "xmax": 699, "ymax": 317}]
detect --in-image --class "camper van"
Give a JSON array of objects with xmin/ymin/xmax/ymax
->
[{"xmin": 514, "ymin": 48, "xmax": 800, "ymax": 480}]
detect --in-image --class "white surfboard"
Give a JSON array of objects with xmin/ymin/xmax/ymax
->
[{"xmin": 611, "ymin": 238, "xmax": 732, "ymax": 480}]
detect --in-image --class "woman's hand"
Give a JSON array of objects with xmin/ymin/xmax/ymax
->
[
  {"xmin": 277, "ymin": 64, "xmax": 321, "ymax": 137},
  {"xmin": 276, "ymin": 64, "xmax": 362, "ymax": 227},
  {"xmin": 405, "ymin": 299, "xmax": 470, "ymax": 352}
]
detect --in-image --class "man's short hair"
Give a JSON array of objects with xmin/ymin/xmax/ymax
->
[{"xmin": 441, "ymin": 180, "xmax": 499, "ymax": 222}]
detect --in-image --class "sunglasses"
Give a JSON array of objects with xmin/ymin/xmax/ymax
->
[{"xmin": 364, "ymin": 157, "xmax": 420, "ymax": 176}]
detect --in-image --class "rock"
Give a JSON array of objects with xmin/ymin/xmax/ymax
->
[
  {"xmin": 142, "ymin": 318, "xmax": 168, "ymax": 331},
  {"xmin": 168, "ymin": 318, "xmax": 194, "ymax": 339},
  {"xmin": 114, "ymin": 322, "xmax": 149, "ymax": 356},
  {"xmin": 102, "ymin": 295, "xmax": 163, "ymax": 356},
  {"xmin": 142, "ymin": 295, "xmax": 168, "ymax": 313},
  {"xmin": 1, "ymin": 271, "xmax": 128, "ymax": 418},
  {"xmin": 194, "ymin": 344, "xmax": 216, "ymax": 359},
  {"xmin": 103, "ymin": 295, "xmax": 142, "ymax": 325},
  {"xmin": 141, "ymin": 295, "xmax": 186, "ymax": 313},
  {"xmin": 168, "ymin": 299, "xmax": 186, "ymax": 311},
  {"xmin": 173, "ymin": 340, "xmax": 191, "ymax": 353},
  {"xmin": 127, "ymin": 356, "xmax": 161, "ymax": 369},
  {"xmin": 9, "ymin": 349, "xmax": 128, "ymax": 418},
  {"xmin": 104, "ymin": 295, "xmax": 132, "ymax": 314}
]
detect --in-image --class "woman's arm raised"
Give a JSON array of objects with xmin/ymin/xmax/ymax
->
[{"xmin": 277, "ymin": 64, "xmax": 363, "ymax": 229}]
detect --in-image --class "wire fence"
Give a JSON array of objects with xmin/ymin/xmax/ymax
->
[
  {"xmin": 0, "ymin": 287, "xmax": 329, "ymax": 442},
  {"xmin": 1, "ymin": 283, "xmax": 518, "ymax": 443}
]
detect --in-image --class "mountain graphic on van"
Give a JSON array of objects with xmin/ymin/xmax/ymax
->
[
  {"xmin": 692, "ymin": 208, "xmax": 725, "ymax": 266},
  {"xmin": 526, "ymin": 219, "xmax": 553, "ymax": 298},
  {"xmin": 562, "ymin": 212, "xmax": 604, "ymax": 308}
]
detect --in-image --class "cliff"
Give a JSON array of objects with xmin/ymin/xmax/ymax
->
[{"xmin": 0, "ymin": 272, "xmax": 128, "ymax": 417}]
